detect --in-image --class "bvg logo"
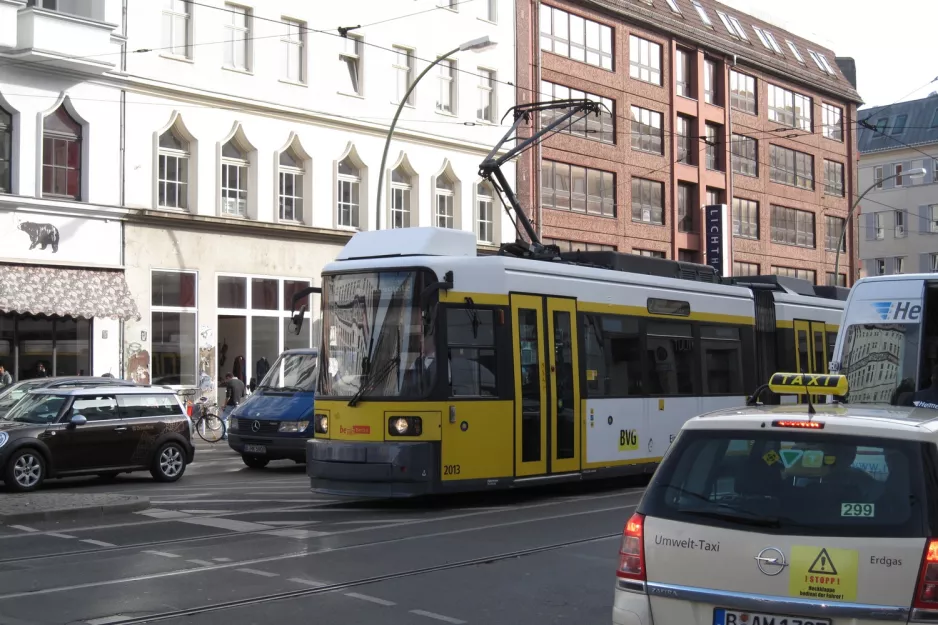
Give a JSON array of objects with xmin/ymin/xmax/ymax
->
[
  {"xmin": 339, "ymin": 425, "xmax": 371, "ymax": 435},
  {"xmin": 872, "ymin": 301, "xmax": 922, "ymax": 322},
  {"xmin": 618, "ymin": 429, "xmax": 639, "ymax": 451}
]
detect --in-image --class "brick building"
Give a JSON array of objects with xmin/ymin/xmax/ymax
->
[{"xmin": 514, "ymin": 0, "xmax": 862, "ymax": 285}]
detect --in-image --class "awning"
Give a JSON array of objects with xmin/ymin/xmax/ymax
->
[{"xmin": 0, "ymin": 264, "xmax": 140, "ymax": 321}]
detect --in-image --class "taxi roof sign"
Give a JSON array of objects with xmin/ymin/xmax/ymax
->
[{"xmin": 768, "ymin": 373, "xmax": 848, "ymax": 397}]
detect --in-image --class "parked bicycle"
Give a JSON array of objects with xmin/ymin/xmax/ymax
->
[{"xmin": 177, "ymin": 388, "xmax": 226, "ymax": 443}]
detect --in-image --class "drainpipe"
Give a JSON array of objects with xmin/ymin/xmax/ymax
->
[
  {"xmin": 726, "ymin": 54, "xmax": 736, "ymax": 275},
  {"xmin": 534, "ymin": 0, "xmax": 542, "ymax": 240},
  {"xmin": 118, "ymin": 0, "xmax": 128, "ymax": 379}
]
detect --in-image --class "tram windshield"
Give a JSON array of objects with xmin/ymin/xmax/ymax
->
[
  {"xmin": 839, "ymin": 323, "xmax": 926, "ymax": 406},
  {"xmin": 318, "ymin": 270, "xmax": 437, "ymax": 399}
]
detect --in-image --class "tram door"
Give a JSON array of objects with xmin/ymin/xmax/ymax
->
[
  {"xmin": 511, "ymin": 295, "xmax": 581, "ymax": 477},
  {"xmin": 793, "ymin": 319, "xmax": 830, "ymax": 402}
]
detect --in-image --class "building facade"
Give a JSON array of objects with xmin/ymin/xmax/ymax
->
[
  {"xmin": 0, "ymin": 0, "xmax": 515, "ymax": 390},
  {"xmin": 857, "ymin": 94, "xmax": 938, "ymax": 277},
  {"xmin": 514, "ymin": 0, "xmax": 862, "ymax": 286}
]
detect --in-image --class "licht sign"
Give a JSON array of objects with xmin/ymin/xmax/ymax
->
[{"xmin": 704, "ymin": 204, "xmax": 730, "ymax": 277}]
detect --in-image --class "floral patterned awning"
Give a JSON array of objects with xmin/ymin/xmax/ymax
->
[{"xmin": 0, "ymin": 264, "xmax": 140, "ymax": 321}]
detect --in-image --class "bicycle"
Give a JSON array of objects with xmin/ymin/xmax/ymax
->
[{"xmin": 177, "ymin": 388, "xmax": 226, "ymax": 443}]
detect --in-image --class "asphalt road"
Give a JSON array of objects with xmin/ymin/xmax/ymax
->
[{"xmin": 0, "ymin": 441, "xmax": 647, "ymax": 625}]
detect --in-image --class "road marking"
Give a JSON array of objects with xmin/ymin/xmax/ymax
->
[
  {"xmin": 345, "ymin": 593, "xmax": 396, "ymax": 606},
  {"xmin": 410, "ymin": 610, "xmax": 466, "ymax": 624},
  {"xmin": 264, "ymin": 528, "xmax": 331, "ymax": 540},
  {"xmin": 187, "ymin": 559, "xmax": 214, "ymax": 566},
  {"xmin": 81, "ymin": 539, "xmax": 116, "ymax": 547},
  {"xmin": 9, "ymin": 525, "xmax": 37, "ymax": 533},
  {"xmin": 334, "ymin": 519, "xmax": 420, "ymax": 525},
  {"xmin": 47, "ymin": 532, "xmax": 76, "ymax": 539},
  {"xmin": 256, "ymin": 521, "xmax": 312, "ymax": 526},
  {"xmin": 288, "ymin": 578, "xmax": 328, "ymax": 587},
  {"xmin": 179, "ymin": 510, "xmax": 234, "ymax": 515},
  {"xmin": 136, "ymin": 509, "xmax": 191, "ymax": 519},
  {"xmin": 212, "ymin": 557, "xmax": 232, "ymax": 562},
  {"xmin": 142, "ymin": 550, "xmax": 181, "ymax": 558},
  {"xmin": 151, "ymin": 499, "xmax": 317, "ymax": 504},
  {"xmin": 236, "ymin": 568, "xmax": 279, "ymax": 578},
  {"xmin": 86, "ymin": 615, "xmax": 132, "ymax": 625},
  {"xmin": 178, "ymin": 517, "xmax": 272, "ymax": 532}
]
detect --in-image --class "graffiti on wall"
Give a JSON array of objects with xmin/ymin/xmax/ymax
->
[
  {"xmin": 199, "ymin": 325, "xmax": 216, "ymax": 397},
  {"xmin": 125, "ymin": 341, "xmax": 151, "ymax": 385}
]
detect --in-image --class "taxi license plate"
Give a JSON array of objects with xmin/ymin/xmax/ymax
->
[
  {"xmin": 713, "ymin": 608, "xmax": 831, "ymax": 625},
  {"xmin": 244, "ymin": 444, "xmax": 266, "ymax": 454}
]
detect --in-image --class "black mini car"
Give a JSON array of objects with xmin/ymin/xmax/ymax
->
[{"xmin": 0, "ymin": 386, "xmax": 195, "ymax": 492}]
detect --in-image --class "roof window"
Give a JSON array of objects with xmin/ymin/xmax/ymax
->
[{"xmin": 691, "ymin": 0, "xmax": 713, "ymax": 27}]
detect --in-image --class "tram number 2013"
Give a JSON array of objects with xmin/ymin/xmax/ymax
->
[{"xmin": 443, "ymin": 464, "xmax": 461, "ymax": 476}]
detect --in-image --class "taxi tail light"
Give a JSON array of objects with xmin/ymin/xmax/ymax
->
[
  {"xmin": 913, "ymin": 539, "xmax": 938, "ymax": 608},
  {"xmin": 617, "ymin": 512, "xmax": 646, "ymax": 582}
]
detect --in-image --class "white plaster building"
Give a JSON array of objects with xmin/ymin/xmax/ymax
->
[{"xmin": 0, "ymin": 0, "xmax": 516, "ymax": 389}]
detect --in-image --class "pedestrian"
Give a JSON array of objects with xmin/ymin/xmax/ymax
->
[
  {"xmin": 222, "ymin": 372, "xmax": 245, "ymax": 440},
  {"xmin": 0, "ymin": 364, "xmax": 12, "ymax": 388},
  {"xmin": 35, "ymin": 363, "xmax": 49, "ymax": 378}
]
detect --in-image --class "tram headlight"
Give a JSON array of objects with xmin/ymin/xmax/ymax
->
[
  {"xmin": 388, "ymin": 416, "xmax": 422, "ymax": 437},
  {"xmin": 314, "ymin": 414, "xmax": 329, "ymax": 434}
]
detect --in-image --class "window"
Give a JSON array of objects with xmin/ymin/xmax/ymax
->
[
  {"xmin": 677, "ymin": 182, "xmax": 695, "ymax": 233},
  {"xmin": 730, "ymin": 71, "xmax": 756, "ymax": 115},
  {"xmin": 221, "ymin": 139, "xmax": 248, "ymax": 217},
  {"xmin": 630, "ymin": 106, "xmax": 663, "ymax": 154},
  {"xmin": 705, "ymin": 123, "xmax": 722, "ymax": 171},
  {"xmin": 631, "ymin": 177, "xmax": 664, "ymax": 225},
  {"xmin": 675, "ymin": 49, "xmax": 692, "ymax": 98},
  {"xmin": 647, "ymin": 323, "xmax": 696, "ymax": 395},
  {"xmin": 392, "ymin": 46, "xmax": 415, "ymax": 106},
  {"xmin": 390, "ymin": 166, "xmax": 412, "ymax": 228},
  {"xmin": 823, "ymin": 160, "xmax": 844, "ymax": 196},
  {"xmin": 895, "ymin": 211, "xmax": 906, "ymax": 237},
  {"xmin": 874, "ymin": 212, "xmax": 885, "ymax": 239},
  {"xmin": 771, "ymin": 205, "xmax": 815, "ymax": 248},
  {"xmin": 930, "ymin": 205, "xmax": 938, "ymax": 233},
  {"xmin": 875, "ymin": 118, "xmax": 888, "ymax": 133},
  {"xmin": 162, "ymin": 0, "xmax": 191, "ymax": 58},
  {"xmin": 716, "ymin": 11, "xmax": 737, "ymax": 38},
  {"xmin": 544, "ymin": 238, "xmax": 616, "ymax": 252},
  {"xmin": 541, "ymin": 81, "xmax": 615, "ymax": 143},
  {"xmin": 629, "ymin": 35, "xmax": 661, "ymax": 85},
  {"xmin": 734, "ymin": 261, "xmax": 760, "ymax": 276},
  {"xmin": 895, "ymin": 163, "xmax": 904, "ymax": 187},
  {"xmin": 873, "ymin": 258, "xmax": 886, "ymax": 275},
  {"xmin": 278, "ymin": 147, "xmax": 303, "ymax": 222},
  {"xmin": 477, "ymin": 68, "xmax": 496, "ymax": 122},
  {"xmin": 931, "ymin": 254, "xmax": 938, "ymax": 272},
  {"xmin": 786, "ymin": 40, "xmax": 805, "ymax": 63},
  {"xmin": 339, "ymin": 35, "xmax": 363, "ymax": 95},
  {"xmin": 542, "ymin": 160, "xmax": 616, "ymax": 217},
  {"xmin": 42, "ymin": 105, "xmax": 82, "ymax": 199},
  {"xmin": 151, "ymin": 270, "xmax": 197, "ymax": 387},
  {"xmin": 703, "ymin": 59, "xmax": 717, "ymax": 104},
  {"xmin": 664, "ymin": 0, "xmax": 681, "ymax": 13},
  {"xmin": 826, "ymin": 272, "xmax": 847, "ymax": 287},
  {"xmin": 808, "ymin": 50, "xmax": 836, "ymax": 75},
  {"xmin": 223, "ymin": 4, "xmax": 250, "ymax": 70},
  {"xmin": 337, "ymin": 157, "xmax": 361, "ymax": 229},
  {"xmin": 752, "ymin": 26, "xmax": 770, "ymax": 49},
  {"xmin": 118, "ymin": 394, "xmax": 184, "ymax": 419},
  {"xmin": 539, "ymin": 5, "xmax": 613, "ymax": 70},
  {"xmin": 700, "ymin": 326, "xmax": 743, "ymax": 394},
  {"xmin": 768, "ymin": 84, "xmax": 812, "ymax": 131},
  {"xmin": 822, "ymin": 103, "xmax": 843, "ymax": 141},
  {"xmin": 437, "ymin": 59, "xmax": 456, "ymax": 113},
  {"xmin": 706, "ymin": 187, "xmax": 722, "ymax": 206},
  {"xmin": 435, "ymin": 173, "xmax": 456, "ymax": 228},
  {"xmin": 477, "ymin": 182, "xmax": 495, "ymax": 243},
  {"xmin": 732, "ymin": 197, "xmax": 759, "ymax": 240},
  {"xmin": 282, "ymin": 19, "xmax": 305, "ymax": 82},
  {"xmin": 447, "ymin": 308, "xmax": 497, "ymax": 397},
  {"xmin": 691, "ymin": 0, "xmax": 712, "ymax": 27},
  {"xmin": 679, "ymin": 250, "xmax": 699, "ymax": 263},
  {"xmin": 728, "ymin": 16, "xmax": 748, "ymax": 40},
  {"xmin": 874, "ymin": 166, "xmax": 883, "ymax": 189},
  {"xmin": 892, "ymin": 115, "xmax": 907, "ymax": 134},
  {"xmin": 895, "ymin": 257, "xmax": 906, "ymax": 274},
  {"xmin": 0, "ymin": 106, "xmax": 9, "ymax": 193},
  {"xmin": 581, "ymin": 314, "xmax": 644, "ymax": 397},
  {"xmin": 770, "ymin": 144, "xmax": 814, "ymax": 190},
  {"xmin": 635, "ymin": 249, "xmax": 665, "ymax": 258},
  {"xmin": 772, "ymin": 265, "xmax": 816, "ymax": 284},
  {"xmin": 483, "ymin": 0, "xmax": 496, "ymax": 22},
  {"xmin": 731, "ymin": 134, "xmax": 757, "ymax": 177},
  {"xmin": 676, "ymin": 115, "xmax": 692, "ymax": 164},
  {"xmin": 158, "ymin": 126, "xmax": 189, "ymax": 210},
  {"xmin": 825, "ymin": 216, "xmax": 845, "ymax": 251},
  {"xmin": 764, "ymin": 31, "xmax": 783, "ymax": 55},
  {"xmin": 934, "ymin": 158, "xmax": 938, "ymax": 183}
]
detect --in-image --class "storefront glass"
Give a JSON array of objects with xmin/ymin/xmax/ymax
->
[
  {"xmin": 0, "ymin": 313, "xmax": 92, "ymax": 381},
  {"xmin": 151, "ymin": 270, "xmax": 198, "ymax": 386}
]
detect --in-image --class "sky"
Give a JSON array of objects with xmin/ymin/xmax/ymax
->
[{"xmin": 718, "ymin": 0, "xmax": 938, "ymax": 111}]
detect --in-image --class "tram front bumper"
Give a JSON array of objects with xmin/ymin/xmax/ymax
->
[{"xmin": 306, "ymin": 439, "xmax": 435, "ymax": 497}]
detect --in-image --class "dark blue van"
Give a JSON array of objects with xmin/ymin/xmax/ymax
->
[{"xmin": 227, "ymin": 348, "xmax": 317, "ymax": 469}]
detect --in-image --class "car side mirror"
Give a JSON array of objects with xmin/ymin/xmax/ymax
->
[{"xmin": 70, "ymin": 414, "xmax": 87, "ymax": 426}]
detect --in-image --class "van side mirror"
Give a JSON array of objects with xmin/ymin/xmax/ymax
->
[{"xmin": 70, "ymin": 414, "xmax": 87, "ymax": 426}]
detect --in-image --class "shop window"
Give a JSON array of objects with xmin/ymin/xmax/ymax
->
[
  {"xmin": 446, "ymin": 308, "xmax": 496, "ymax": 397},
  {"xmin": 151, "ymin": 270, "xmax": 197, "ymax": 386}
]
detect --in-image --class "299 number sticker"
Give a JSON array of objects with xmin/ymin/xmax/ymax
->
[{"xmin": 841, "ymin": 503, "xmax": 874, "ymax": 517}]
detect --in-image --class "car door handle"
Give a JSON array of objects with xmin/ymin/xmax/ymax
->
[{"xmin": 114, "ymin": 426, "xmax": 128, "ymax": 432}]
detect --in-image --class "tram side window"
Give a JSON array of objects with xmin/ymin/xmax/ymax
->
[
  {"xmin": 646, "ymin": 322, "xmax": 696, "ymax": 395},
  {"xmin": 446, "ymin": 307, "xmax": 497, "ymax": 397},
  {"xmin": 581, "ymin": 314, "xmax": 643, "ymax": 397},
  {"xmin": 700, "ymin": 325, "xmax": 744, "ymax": 394}
]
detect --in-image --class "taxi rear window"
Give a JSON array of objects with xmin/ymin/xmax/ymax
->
[{"xmin": 639, "ymin": 430, "xmax": 937, "ymax": 538}]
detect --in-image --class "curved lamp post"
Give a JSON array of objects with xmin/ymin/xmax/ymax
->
[
  {"xmin": 833, "ymin": 167, "xmax": 927, "ymax": 283},
  {"xmin": 374, "ymin": 36, "xmax": 497, "ymax": 230}
]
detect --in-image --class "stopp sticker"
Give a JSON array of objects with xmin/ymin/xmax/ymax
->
[
  {"xmin": 789, "ymin": 546, "xmax": 858, "ymax": 602},
  {"xmin": 762, "ymin": 450, "xmax": 780, "ymax": 466}
]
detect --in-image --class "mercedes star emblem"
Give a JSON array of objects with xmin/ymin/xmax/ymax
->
[
  {"xmin": 252, "ymin": 420, "xmax": 261, "ymax": 433},
  {"xmin": 755, "ymin": 547, "xmax": 788, "ymax": 576}
]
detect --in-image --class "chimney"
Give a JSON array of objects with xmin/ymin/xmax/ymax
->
[{"xmin": 835, "ymin": 57, "xmax": 857, "ymax": 89}]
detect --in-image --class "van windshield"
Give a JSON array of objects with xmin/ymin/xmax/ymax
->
[
  {"xmin": 639, "ymin": 430, "xmax": 935, "ymax": 538},
  {"xmin": 257, "ymin": 352, "xmax": 317, "ymax": 393}
]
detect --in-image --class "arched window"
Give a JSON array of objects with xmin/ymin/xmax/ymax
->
[
  {"xmin": 477, "ymin": 181, "xmax": 495, "ymax": 243},
  {"xmin": 0, "ymin": 106, "xmax": 11, "ymax": 194},
  {"xmin": 42, "ymin": 105, "xmax": 82, "ymax": 199},
  {"xmin": 390, "ymin": 166, "xmax": 412, "ymax": 229},
  {"xmin": 278, "ymin": 147, "xmax": 303, "ymax": 222},
  {"xmin": 435, "ymin": 173, "xmax": 456, "ymax": 228},
  {"xmin": 221, "ymin": 139, "xmax": 248, "ymax": 216},
  {"xmin": 158, "ymin": 126, "xmax": 189, "ymax": 209},
  {"xmin": 337, "ymin": 156, "xmax": 360, "ymax": 228}
]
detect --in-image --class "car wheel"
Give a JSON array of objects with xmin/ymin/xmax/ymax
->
[
  {"xmin": 242, "ymin": 454, "xmax": 269, "ymax": 469},
  {"xmin": 151, "ymin": 442, "xmax": 187, "ymax": 482},
  {"xmin": 5, "ymin": 448, "xmax": 46, "ymax": 492}
]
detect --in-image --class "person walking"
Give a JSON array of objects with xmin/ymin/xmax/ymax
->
[
  {"xmin": 0, "ymin": 365, "xmax": 12, "ymax": 388},
  {"xmin": 222, "ymin": 372, "xmax": 246, "ymax": 440}
]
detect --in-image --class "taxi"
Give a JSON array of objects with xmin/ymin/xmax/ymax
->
[{"xmin": 613, "ymin": 372, "xmax": 938, "ymax": 625}]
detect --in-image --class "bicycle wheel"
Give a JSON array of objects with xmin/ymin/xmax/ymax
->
[{"xmin": 196, "ymin": 414, "xmax": 226, "ymax": 443}]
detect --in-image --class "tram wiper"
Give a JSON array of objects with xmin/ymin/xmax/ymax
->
[{"xmin": 347, "ymin": 356, "xmax": 401, "ymax": 407}]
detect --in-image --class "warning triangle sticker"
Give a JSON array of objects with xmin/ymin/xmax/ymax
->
[
  {"xmin": 808, "ymin": 548, "xmax": 838, "ymax": 575},
  {"xmin": 779, "ymin": 449, "xmax": 804, "ymax": 468}
]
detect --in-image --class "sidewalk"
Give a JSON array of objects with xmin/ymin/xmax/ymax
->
[{"xmin": 0, "ymin": 492, "xmax": 150, "ymax": 524}]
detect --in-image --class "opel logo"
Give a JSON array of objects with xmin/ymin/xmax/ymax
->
[
  {"xmin": 252, "ymin": 420, "xmax": 261, "ymax": 433},
  {"xmin": 755, "ymin": 547, "xmax": 788, "ymax": 576}
]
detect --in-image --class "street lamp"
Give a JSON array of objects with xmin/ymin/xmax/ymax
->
[
  {"xmin": 374, "ymin": 36, "xmax": 497, "ymax": 230},
  {"xmin": 833, "ymin": 167, "xmax": 927, "ymax": 282}
]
